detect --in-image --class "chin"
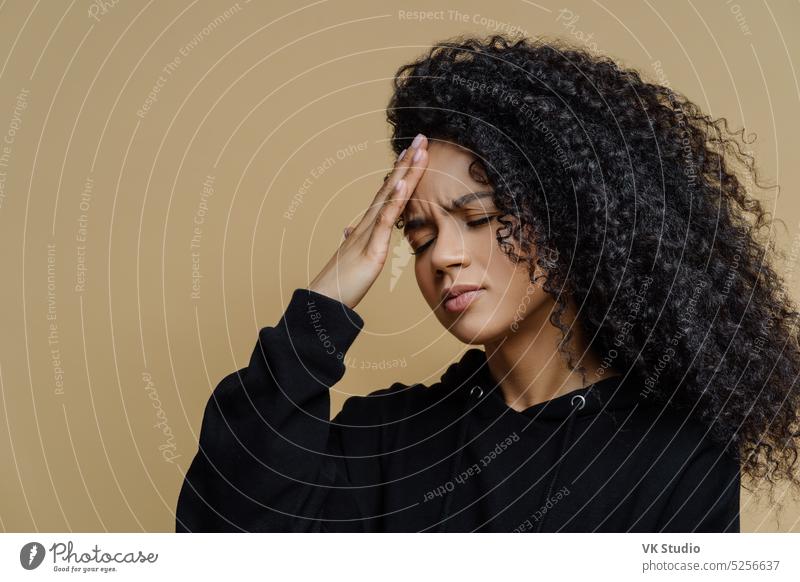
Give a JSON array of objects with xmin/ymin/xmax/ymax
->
[{"xmin": 438, "ymin": 311, "xmax": 509, "ymax": 345}]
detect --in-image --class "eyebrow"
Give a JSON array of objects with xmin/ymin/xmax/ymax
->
[{"xmin": 402, "ymin": 190, "xmax": 495, "ymax": 234}]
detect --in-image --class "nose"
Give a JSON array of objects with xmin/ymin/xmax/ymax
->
[{"xmin": 429, "ymin": 216, "xmax": 470, "ymax": 275}]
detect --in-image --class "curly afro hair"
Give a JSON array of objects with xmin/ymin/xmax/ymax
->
[{"xmin": 387, "ymin": 33, "xmax": 800, "ymax": 500}]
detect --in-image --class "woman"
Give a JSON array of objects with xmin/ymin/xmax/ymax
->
[{"xmin": 175, "ymin": 34, "xmax": 800, "ymax": 532}]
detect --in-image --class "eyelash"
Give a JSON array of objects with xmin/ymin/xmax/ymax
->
[{"xmin": 411, "ymin": 216, "xmax": 496, "ymax": 256}]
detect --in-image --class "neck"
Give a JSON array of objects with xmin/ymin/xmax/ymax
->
[{"xmin": 482, "ymin": 297, "xmax": 618, "ymax": 412}]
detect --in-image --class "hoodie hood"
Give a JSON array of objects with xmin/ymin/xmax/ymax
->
[
  {"xmin": 436, "ymin": 348, "xmax": 640, "ymax": 532},
  {"xmin": 443, "ymin": 348, "xmax": 641, "ymax": 421}
]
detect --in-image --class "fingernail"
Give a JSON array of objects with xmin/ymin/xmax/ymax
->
[
  {"xmin": 411, "ymin": 133, "xmax": 424, "ymax": 149},
  {"xmin": 394, "ymin": 178, "xmax": 405, "ymax": 192},
  {"xmin": 412, "ymin": 148, "xmax": 423, "ymax": 162},
  {"xmin": 397, "ymin": 148, "xmax": 407, "ymax": 161}
]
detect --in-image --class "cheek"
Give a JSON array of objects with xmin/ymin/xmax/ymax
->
[
  {"xmin": 478, "ymin": 230, "xmax": 520, "ymax": 278},
  {"xmin": 481, "ymin": 238, "xmax": 537, "ymax": 306},
  {"xmin": 414, "ymin": 262, "xmax": 437, "ymax": 306}
]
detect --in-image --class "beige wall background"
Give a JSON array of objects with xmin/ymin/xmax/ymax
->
[{"xmin": 0, "ymin": 0, "xmax": 798, "ymax": 532}]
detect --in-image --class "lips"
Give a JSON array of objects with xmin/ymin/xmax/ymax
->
[
  {"xmin": 444, "ymin": 289, "xmax": 484, "ymax": 313},
  {"xmin": 442, "ymin": 285, "xmax": 485, "ymax": 314},
  {"xmin": 442, "ymin": 284, "xmax": 484, "ymax": 302}
]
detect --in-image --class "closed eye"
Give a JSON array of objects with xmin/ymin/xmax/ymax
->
[
  {"xmin": 466, "ymin": 216, "xmax": 495, "ymax": 227},
  {"xmin": 410, "ymin": 215, "xmax": 498, "ymax": 256}
]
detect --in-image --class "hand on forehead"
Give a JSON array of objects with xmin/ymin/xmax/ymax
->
[{"xmin": 401, "ymin": 141, "xmax": 493, "ymax": 222}]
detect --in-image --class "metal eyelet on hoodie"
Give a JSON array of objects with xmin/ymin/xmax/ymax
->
[{"xmin": 439, "ymin": 383, "xmax": 586, "ymax": 532}]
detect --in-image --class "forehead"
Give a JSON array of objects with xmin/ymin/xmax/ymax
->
[{"xmin": 402, "ymin": 141, "xmax": 491, "ymax": 217}]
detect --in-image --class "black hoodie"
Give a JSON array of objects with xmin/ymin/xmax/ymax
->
[{"xmin": 175, "ymin": 288, "xmax": 740, "ymax": 533}]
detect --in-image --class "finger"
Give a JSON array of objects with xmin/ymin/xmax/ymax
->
[
  {"xmin": 359, "ymin": 134, "xmax": 428, "ymax": 229},
  {"xmin": 371, "ymin": 145, "xmax": 429, "ymax": 236},
  {"xmin": 365, "ymin": 138, "xmax": 431, "ymax": 253},
  {"xmin": 375, "ymin": 137, "xmax": 426, "ymax": 206},
  {"xmin": 393, "ymin": 145, "xmax": 429, "ymax": 199},
  {"xmin": 364, "ymin": 145, "xmax": 429, "ymax": 253},
  {"xmin": 365, "ymin": 177, "xmax": 411, "ymax": 256}
]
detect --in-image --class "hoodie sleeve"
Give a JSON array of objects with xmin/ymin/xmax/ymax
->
[
  {"xmin": 656, "ymin": 443, "xmax": 741, "ymax": 533},
  {"xmin": 175, "ymin": 288, "xmax": 367, "ymax": 532}
]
